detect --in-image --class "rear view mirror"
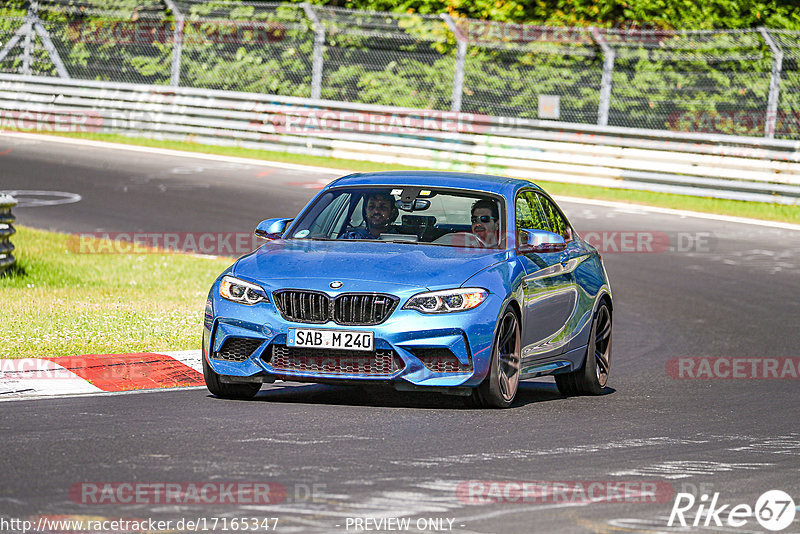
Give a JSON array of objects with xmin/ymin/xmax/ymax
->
[
  {"xmin": 518, "ymin": 229, "xmax": 566, "ymax": 254},
  {"xmin": 397, "ymin": 199, "xmax": 430, "ymax": 212},
  {"xmin": 255, "ymin": 218, "xmax": 293, "ymax": 240}
]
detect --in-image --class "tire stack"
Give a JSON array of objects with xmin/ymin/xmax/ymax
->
[{"xmin": 0, "ymin": 193, "xmax": 17, "ymax": 275}]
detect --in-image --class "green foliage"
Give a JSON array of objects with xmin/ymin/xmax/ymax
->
[
  {"xmin": 309, "ymin": 0, "xmax": 800, "ymax": 30},
  {"xmin": 0, "ymin": 1, "xmax": 798, "ymax": 137}
]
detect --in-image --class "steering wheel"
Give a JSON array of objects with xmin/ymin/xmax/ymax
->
[{"xmin": 431, "ymin": 232, "xmax": 487, "ymax": 248}]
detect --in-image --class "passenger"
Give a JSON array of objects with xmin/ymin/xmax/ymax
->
[
  {"xmin": 340, "ymin": 192, "xmax": 399, "ymax": 239},
  {"xmin": 471, "ymin": 199, "xmax": 500, "ymax": 247}
]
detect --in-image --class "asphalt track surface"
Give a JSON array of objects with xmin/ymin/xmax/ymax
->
[{"xmin": 2, "ymin": 133, "xmax": 799, "ymax": 533}]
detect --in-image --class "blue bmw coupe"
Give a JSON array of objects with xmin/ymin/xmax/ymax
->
[{"xmin": 203, "ymin": 171, "xmax": 613, "ymax": 407}]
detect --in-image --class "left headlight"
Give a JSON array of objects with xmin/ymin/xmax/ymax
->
[
  {"xmin": 219, "ymin": 276, "xmax": 269, "ymax": 305},
  {"xmin": 403, "ymin": 287, "xmax": 488, "ymax": 314}
]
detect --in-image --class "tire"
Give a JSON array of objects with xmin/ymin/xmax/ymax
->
[
  {"xmin": 555, "ymin": 301, "xmax": 612, "ymax": 396},
  {"xmin": 203, "ymin": 353, "xmax": 261, "ymax": 399},
  {"xmin": 470, "ymin": 309, "xmax": 521, "ymax": 408}
]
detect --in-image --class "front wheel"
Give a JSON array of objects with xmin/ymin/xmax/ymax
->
[
  {"xmin": 470, "ymin": 309, "xmax": 521, "ymax": 408},
  {"xmin": 555, "ymin": 301, "xmax": 612, "ymax": 396},
  {"xmin": 203, "ymin": 354, "xmax": 261, "ymax": 399}
]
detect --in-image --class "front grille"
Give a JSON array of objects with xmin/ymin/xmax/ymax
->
[
  {"xmin": 410, "ymin": 348, "xmax": 472, "ymax": 373},
  {"xmin": 267, "ymin": 344, "xmax": 403, "ymax": 376},
  {"xmin": 274, "ymin": 290, "xmax": 330, "ymax": 324},
  {"xmin": 333, "ymin": 294, "xmax": 397, "ymax": 326},
  {"xmin": 273, "ymin": 290, "xmax": 398, "ymax": 326},
  {"xmin": 212, "ymin": 337, "xmax": 263, "ymax": 362}
]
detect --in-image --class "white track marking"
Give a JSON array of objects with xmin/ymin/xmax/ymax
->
[
  {"xmin": 2, "ymin": 132, "xmax": 346, "ymax": 175},
  {"xmin": 161, "ymin": 349, "xmax": 203, "ymax": 372},
  {"xmin": 609, "ymin": 460, "xmax": 771, "ymax": 480},
  {"xmin": 389, "ymin": 437, "xmax": 709, "ymax": 468},
  {"xmin": 4, "ymin": 132, "xmax": 797, "ymax": 230},
  {"xmin": 555, "ymin": 196, "xmax": 800, "ymax": 231},
  {"xmin": 0, "ymin": 358, "xmax": 101, "ymax": 398},
  {"xmin": 0, "ymin": 189, "xmax": 82, "ymax": 207}
]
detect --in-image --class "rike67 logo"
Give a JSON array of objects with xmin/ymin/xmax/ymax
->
[{"xmin": 669, "ymin": 490, "xmax": 796, "ymax": 531}]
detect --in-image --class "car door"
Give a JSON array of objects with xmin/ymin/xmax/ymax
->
[{"xmin": 515, "ymin": 190, "xmax": 582, "ymax": 361}]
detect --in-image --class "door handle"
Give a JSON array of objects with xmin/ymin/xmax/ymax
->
[{"xmin": 559, "ymin": 252, "xmax": 570, "ymax": 265}]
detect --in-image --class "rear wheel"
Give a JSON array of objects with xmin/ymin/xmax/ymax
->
[
  {"xmin": 555, "ymin": 301, "xmax": 612, "ymax": 396},
  {"xmin": 203, "ymin": 354, "xmax": 261, "ymax": 399},
  {"xmin": 470, "ymin": 309, "xmax": 521, "ymax": 408}
]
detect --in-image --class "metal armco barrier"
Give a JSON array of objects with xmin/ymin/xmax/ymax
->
[
  {"xmin": 1, "ymin": 74, "xmax": 799, "ymax": 205},
  {"xmin": 0, "ymin": 193, "xmax": 17, "ymax": 275}
]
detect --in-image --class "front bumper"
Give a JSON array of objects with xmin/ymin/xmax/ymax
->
[{"xmin": 203, "ymin": 290, "xmax": 502, "ymax": 389}]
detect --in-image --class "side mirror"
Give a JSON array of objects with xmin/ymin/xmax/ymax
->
[
  {"xmin": 255, "ymin": 218, "xmax": 293, "ymax": 240},
  {"xmin": 518, "ymin": 229, "xmax": 566, "ymax": 254}
]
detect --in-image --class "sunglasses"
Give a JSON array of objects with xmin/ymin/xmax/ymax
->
[{"xmin": 471, "ymin": 215, "xmax": 497, "ymax": 223}]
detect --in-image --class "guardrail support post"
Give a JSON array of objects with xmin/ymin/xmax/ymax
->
[
  {"xmin": 592, "ymin": 27, "xmax": 615, "ymax": 127},
  {"xmin": 302, "ymin": 3, "xmax": 325, "ymax": 100},
  {"xmin": 0, "ymin": 194, "xmax": 18, "ymax": 276},
  {"xmin": 759, "ymin": 27, "xmax": 783, "ymax": 139},
  {"xmin": 441, "ymin": 14, "xmax": 466, "ymax": 113},
  {"xmin": 163, "ymin": 0, "xmax": 184, "ymax": 86}
]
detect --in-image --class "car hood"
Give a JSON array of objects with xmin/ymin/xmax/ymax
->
[{"xmin": 233, "ymin": 239, "xmax": 508, "ymax": 291}]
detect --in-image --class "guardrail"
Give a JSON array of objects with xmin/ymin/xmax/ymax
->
[
  {"xmin": 1, "ymin": 73, "xmax": 799, "ymax": 205},
  {"xmin": 0, "ymin": 193, "xmax": 17, "ymax": 275}
]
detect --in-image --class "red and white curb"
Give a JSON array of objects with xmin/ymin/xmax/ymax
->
[{"xmin": 0, "ymin": 350, "xmax": 204, "ymax": 400}]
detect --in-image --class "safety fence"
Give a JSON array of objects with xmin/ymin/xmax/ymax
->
[
  {"xmin": 0, "ymin": 193, "xmax": 17, "ymax": 275},
  {"xmin": 0, "ymin": 1, "xmax": 799, "ymax": 139},
  {"xmin": 1, "ymin": 74, "xmax": 799, "ymax": 205}
]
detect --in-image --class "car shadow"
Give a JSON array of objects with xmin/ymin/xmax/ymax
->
[{"xmin": 207, "ymin": 380, "xmax": 607, "ymax": 409}]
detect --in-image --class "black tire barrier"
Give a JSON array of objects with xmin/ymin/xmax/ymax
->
[{"xmin": 0, "ymin": 193, "xmax": 17, "ymax": 276}]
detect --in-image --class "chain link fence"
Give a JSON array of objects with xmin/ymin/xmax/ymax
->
[{"xmin": 1, "ymin": 1, "xmax": 799, "ymax": 139}]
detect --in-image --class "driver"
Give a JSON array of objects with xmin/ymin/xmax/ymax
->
[
  {"xmin": 471, "ymin": 199, "xmax": 500, "ymax": 247},
  {"xmin": 340, "ymin": 192, "xmax": 399, "ymax": 239}
]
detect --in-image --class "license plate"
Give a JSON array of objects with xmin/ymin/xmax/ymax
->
[{"xmin": 287, "ymin": 328, "xmax": 374, "ymax": 352}]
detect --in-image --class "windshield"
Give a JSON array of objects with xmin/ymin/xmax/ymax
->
[{"xmin": 288, "ymin": 187, "xmax": 505, "ymax": 249}]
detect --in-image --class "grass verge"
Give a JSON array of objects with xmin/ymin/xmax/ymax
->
[
  {"xmin": 21, "ymin": 131, "xmax": 800, "ymax": 225},
  {"xmin": 0, "ymin": 226, "xmax": 231, "ymax": 359}
]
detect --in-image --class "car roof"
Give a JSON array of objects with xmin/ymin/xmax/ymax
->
[{"xmin": 328, "ymin": 171, "xmax": 544, "ymax": 195}]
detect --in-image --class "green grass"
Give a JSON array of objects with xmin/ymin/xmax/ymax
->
[
  {"xmin": 29, "ymin": 130, "xmax": 800, "ymax": 224},
  {"xmin": 0, "ymin": 226, "xmax": 231, "ymax": 359}
]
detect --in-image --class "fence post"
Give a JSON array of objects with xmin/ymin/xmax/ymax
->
[
  {"xmin": 0, "ymin": 194, "xmax": 18, "ymax": 276},
  {"xmin": 22, "ymin": 1, "xmax": 36, "ymax": 75},
  {"xmin": 441, "ymin": 14, "xmax": 466, "ymax": 113},
  {"xmin": 31, "ymin": 10, "xmax": 70, "ymax": 78},
  {"xmin": 591, "ymin": 27, "xmax": 615, "ymax": 127},
  {"xmin": 759, "ymin": 27, "xmax": 783, "ymax": 139},
  {"xmin": 163, "ymin": 0, "xmax": 184, "ymax": 86},
  {"xmin": 302, "ymin": 3, "xmax": 325, "ymax": 100}
]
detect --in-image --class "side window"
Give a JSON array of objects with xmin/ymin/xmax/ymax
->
[
  {"xmin": 304, "ymin": 193, "xmax": 350, "ymax": 238},
  {"xmin": 538, "ymin": 194, "xmax": 572, "ymax": 240},
  {"xmin": 515, "ymin": 191, "xmax": 548, "ymax": 232}
]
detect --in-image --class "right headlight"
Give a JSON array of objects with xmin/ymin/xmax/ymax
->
[
  {"xmin": 219, "ymin": 276, "xmax": 269, "ymax": 305},
  {"xmin": 403, "ymin": 288, "xmax": 488, "ymax": 314}
]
